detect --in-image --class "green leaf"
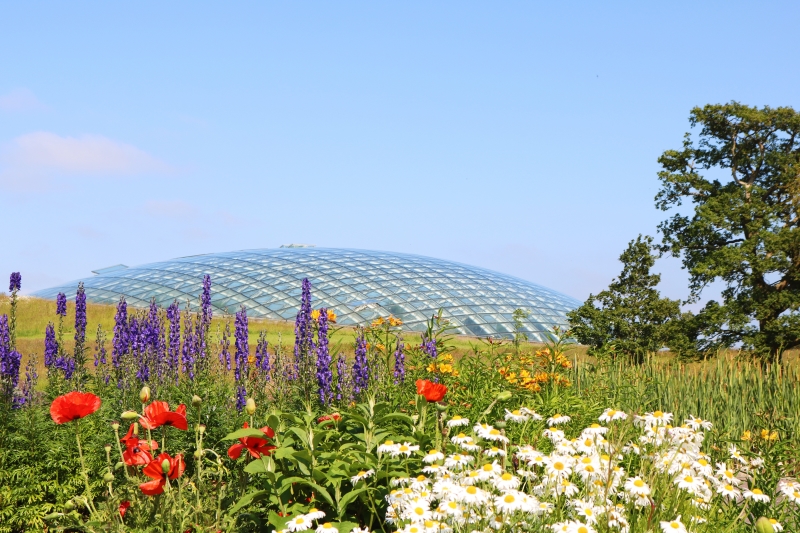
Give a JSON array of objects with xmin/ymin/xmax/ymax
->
[
  {"xmin": 268, "ymin": 510, "xmax": 292, "ymax": 531},
  {"xmin": 288, "ymin": 426, "xmax": 309, "ymax": 445},
  {"xmin": 223, "ymin": 427, "xmax": 269, "ymax": 440},
  {"xmin": 334, "ymin": 521, "xmax": 358, "ymax": 533},
  {"xmin": 275, "ymin": 447, "xmax": 296, "ymax": 460},
  {"xmin": 375, "ymin": 413, "xmax": 414, "ymax": 426},
  {"xmin": 229, "ymin": 490, "xmax": 271, "ymax": 515},
  {"xmin": 338, "ymin": 487, "xmax": 369, "ymax": 514}
]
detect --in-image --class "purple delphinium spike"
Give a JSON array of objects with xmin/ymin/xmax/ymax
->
[
  {"xmin": 335, "ymin": 353, "xmax": 347, "ymax": 401},
  {"xmin": 19, "ymin": 354, "xmax": 37, "ymax": 407},
  {"xmin": 112, "ymin": 298, "xmax": 129, "ymax": 368},
  {"xmin": 181, "ymin": 308, "xmax": 196, "ymax": 380},
  {"xmin": 166, "ymin": 301, "xmax": 181, "ymax": 380},
  {"xmin": 235, "ymin": 384, "xmax": 247, "ymax": 412},
  {"xmin": 73, "ymin": 282, "xmax": 87, "ymax": 370},
  {"xmin": 219, "ymin": 321, "xmax": 231, "ymax": 371},
  {"xmin": 421, "ymin": 332, "xmax": 438, "ymax": 359},
  {"xmin": 393, "ymin": 338, "xmax": 405, "ymax": 384},
  {"xmin": 234, "ymin": 306, "xmax": 248, "ymax": 382},
  {"xmin": 255, "ymin": 331, "xmax": 269, "ymax": 377},
  {"xmin": 316, "ymin": 309, "xmax": 332, "ymax": 405},
  {"xmin": 0, "ymin": 315, "xmax": 22, "ymax": 397},
  {"xmin": 292, "ymin": 278, "xmax": 314, "ymax": 377},
  {"xmin": 44, "ymin": 323, "xmax": 58, "ymax": 367},
  {"xmin": 352, "ymin": 329, "xmax": 369, "ymax": 396},
  {"xmin": 9, "ymin": 272, "xmax": 21, "ymax": 292},
  {"xmin": 200, "ymin": 274, "xmax": 212, "ymax": 329},
  {"xmin": 56, "ymin": 292, "xmax": 67, "ymax": 317}
]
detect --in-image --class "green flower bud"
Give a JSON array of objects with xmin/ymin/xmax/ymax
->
[
  {"xmin": 494, "ymin": 420, "xmax": 507, "ymax": 429},
  {"xmin": 198, "ymin": 424, "xmax": 206, "ymax": 435},
  {"xmin": 64, "ymin": 500, "xmax": 75, "ymax": 511},
  {"xmin": 496, "ymin": 391, "xmax": 512, "ymax": 401},
  {"xmin": 194, "ymin": 449, "xmax": 203, "ymax": 460},
  {"xmin": 192, "ymin": 395, "xmax": 202, "ymax": 408},
  {"xmin": 103, "ymin": 472, "xmax": 115, "ymax": 483},
  {"xmin": 756, "ymin": 517, "xmax": 774, "ymax": 533},
  {"xmin": 245, "ymin": 398, "xmax": 256, "ymax": 416},
  {"xmin": 111, "ymin": 421, "xmax": 120, "ymax": 431},
  {"xmin": 435, "ymin": 403, "xmax": 449, "ymax": 412},
  {"xmin": 139, "ymin": 386, "xmax": 151, "ymax": 403},
  {"xmin": 121, "ymin": 410, "xmax": 139, "ymax": 420},
  {"xmin": 104, "ymin": 444, "xmax": 112, "ymax": 453},
  {"xmin": 161, "ymin": 459, "xmax": 171, "ymax": 474}
]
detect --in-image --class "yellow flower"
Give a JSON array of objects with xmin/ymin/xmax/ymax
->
[
  {"xmin": 371, "ymin": 317, "xmax": 385, "ymax": 327},
  {"xmin": 741, "ymin": 430, "xmax": 752, "ymax": 441},
  {"xmin": 388, "ymin": 316, "xmax": 403, "ymax": 327},
  {"xmin": 327, "ymin": 309, "xmax": 337, "ymax": 323},
  {"xmin": 760, "ymin": 429, "xmax": 779, "ymax": 441},
  {"xmin": 248, "ymin": 355, "xmax": 255, "ymax": 364}
]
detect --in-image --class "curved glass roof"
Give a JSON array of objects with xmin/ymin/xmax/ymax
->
[{"xmin": 32, "ymin": 248, "xmax": 580, "ymax": 341}]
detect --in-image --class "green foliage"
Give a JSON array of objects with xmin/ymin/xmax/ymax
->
[
  {"xmin": 567, "ymin": 235, "xmax": 681, "ymax": 363},
  {"xmin": 656, "ymin": 102, "xmax": 800, "ymax": 360}
]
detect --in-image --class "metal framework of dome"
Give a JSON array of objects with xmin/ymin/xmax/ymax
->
[{"xmin": 32, "ymin": 248, "xmax": 581, "ymax": 341}]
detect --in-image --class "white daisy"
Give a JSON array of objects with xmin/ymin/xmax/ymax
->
[
  {"xmin": 351, "ymin": 470, "xmax": 374, "ymax": 484},
  {"xmin": 547, "ymin": 414, "xmax": 571, "ymax": 426},
  {"xmin": 659, "ymin": 516, "xmax": 687, "ymax": 533},
  {"xmin": 446, "ymin": 415, "xmax": 469, "ymax": 427}
]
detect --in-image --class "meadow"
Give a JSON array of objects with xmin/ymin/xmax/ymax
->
[{"xmin": 0, "ymin": 280, "xmax": 798, "ymax": 533}]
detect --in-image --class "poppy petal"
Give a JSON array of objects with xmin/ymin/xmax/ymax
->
[
  {"xmin": 139, "ymin": 478, "xmax": 165, "ymax": 496},
  {"xmin": 228, "ymin": 443, "xmax": 245, "ymax": 460}
]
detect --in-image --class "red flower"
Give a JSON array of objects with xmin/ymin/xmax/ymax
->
[
  {"xmin": 227, "ymin": 422, "xmax": 276, "ymax": 460},
  {"xmin": 50, "ymin": 391, "xmax": 102, "ymax": 424},
  {"xmin": 139, "ymin": 401, "xmax": 188, "ymax": 431},
  {"xmin": 119, "ymin": 500, "xmax": 131, "ymax": 517},
  {"xmin": 416, "ymin": 379, "xmax": 447, "ymax": 402},
  {"xmin": 120, "ymin": 423, "xmax": 158, "ymax": 466},
  {"xmin": 317, "ymin": 413, "xmax": 342, "ymax": 423},
  {"xmin": 139, "ymin": 452, "xmax": 185, "ymax": 495}
]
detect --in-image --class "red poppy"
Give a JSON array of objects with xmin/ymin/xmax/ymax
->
[
  {"xmin": 317, "ymin": 413, "xmax": 342, "ymax": 423},
  {"xmin": 416, "ymin": 379, "xmax": 447, "ymax": 402},
  {"xmin": 139, "ymin": 452, "xmax": 185, "ymax": 495},
  {"xmin": 50, "ymin": 391, "xmax": 102, "ymax": 424},
  {"xmin": 119, "ymin": 500, "xmax": 130, "ymax": 517},
  {"xmin": 120, "ymin": 423, "xmax": 158, "ymax": 466},
  {"xmin": 227, "ymin": 422, "xmax": 276, "ymax": 460},
  {"xmin": 139, "ymin": 401, "xmax": 188, "ymax": 431}
]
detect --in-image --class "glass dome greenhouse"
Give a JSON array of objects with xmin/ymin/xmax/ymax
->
[{"xmin": 32, "ymin": 247, "xmax": 581, "ymax": 341}]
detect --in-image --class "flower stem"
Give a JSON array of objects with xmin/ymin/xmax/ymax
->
[{"xmin": 74, "ymin": 419, "xmax": 97, "ymax": 514}]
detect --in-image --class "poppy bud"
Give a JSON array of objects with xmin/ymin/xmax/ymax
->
[
  {"xmin": 245, "ymin": 398, "xmax": 256, "ymax": 415},
  {"xmin": 755, "ymin": 517, "xmax": 774, "ymax": 533},
  {"xmin": 104, "ymin": 444, "xmax": 112, "ymax": 453},
  {"xmin": 496, "ymin": 391, "xmax": 512, "ymax": 401},
  {"xmin": 139, "ymin": 386, "xmax": 151, "ymax": 403},
  {"xmin": 494, "ymin": 420, "xmax": 507, "ymax": 429},
  {"xmin": 194, "ymin": 450, "xmax": 202, "ymax": 459},
  {"xmin": 121, "ymin": 410, "xmax": 139, "ymax": 420},
  {"xmin": 198, "ymin": 424, "xmax": 206, "ymax": 435},
  {"xmin": 435, "ymin": 403, "xmax": 448, "ymax": 412},
  {"xmin": 111, "ymin": 421, "xmax": 120, "ymax": 431},
  {"xmin": 64, "ymin": 500, "xmax": 75, "ymax": 511},
  {"xmin": 192, "ymin": 395, "xmax": 202, "ymax": 408},
  {"xmin": 161, "ymin": 459, "xmax": 171, "ymax": 474},
  {"xmin": 133, "ymin": 423, "xmax": 139, "ymax": 436},
  {"xmin": 103, "ymin": 472, "xmax": 115, "ymax": 483}
]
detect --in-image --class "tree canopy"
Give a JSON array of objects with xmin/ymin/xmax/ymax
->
[
  {"xmin": 656, "ymin": 102, "xmax": 800, "ymax": 360},
  {"xmin": 567, "ymin": 235, "xmax": 681, "ymax": 363}
]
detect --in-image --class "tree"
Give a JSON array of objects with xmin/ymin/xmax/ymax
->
[
  {"xmin": 656, "ymin": 103, "xmax": 800, "ymax": 361},
  {"xmin": 567, "ymin": 235, "xmax": 681, "ymax": 363}
]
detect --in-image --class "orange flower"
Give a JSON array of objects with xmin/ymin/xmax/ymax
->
[
  {"xmin": 416, "ymin": 379, "xmax": 447, "ymax": 402},
  {"xmin": 327, "ymin": 310, "xmax": 337, "ymax": 323},
  {"xmin": 139, "ymin": 452, "xmax": 185, "ymax": 495},
  {"xmin": 139, "ymin": 401, "xmax": 188, "ymax": 431},
  {"xmin": 311, "ymin": 309, "xmax": 321, "ymax": 321},
  {"xmin": 50, "ymin": 391, "xmax": 102, "ymax": 424}
]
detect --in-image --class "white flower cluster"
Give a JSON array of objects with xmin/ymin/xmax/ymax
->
[
  {"xmin": 384, "ymin": 408, "xmax": 791, "ymax": 533},
  {"xmin": 273, "ymin": 507, "xmax": 370, "ymax": 533}
]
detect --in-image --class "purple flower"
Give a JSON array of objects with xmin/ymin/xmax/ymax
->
[
  {"xmin": 0, "ymin": 315, "xmax": 22, "ymax": 395},
  {"xmin": 335, "ymin": 353, "xmax": 347, "ymax": 402},
  {"xmin": 166, "ymin": 301, "xmax": 181, "ymax": 378},
  {"xmin": 255, "ymin": 330, "xmax": 269, "ymax": 376},
  {"xmin": 393, "ymin": 338, "xmax": 405, "ymax": 384},
  {"xmin": 316, "ymin": 308, "xmax": 333, "ymax": 405},
  {"xmin": 44, "ymin": 323, "xmax": 58, "ymax": 367},
  {"xmin": 56, "ymin": 292, "xmax": 67, "ymax": 317},
  {"xmin": 19, "ymin": 355, "xmax": 37, "ymax": 407},
  {"xmin": 181, "ymin": 309, "xmax": 196, "ymax": 380},
  {"xmin": 55, "ymin": 355, "xmax": 75, "ymax": 380},
  {"xmin": 421, "ymin": 332, "xmax": 438, "ymax": 359},
  {"xmin": 219, "ymin": 320, "xmax": 231, "ymax": 371},
  {"xmin": 352, "ymin": 329, "xmax": 369, "ymax": 396},
  {"xmin": 235, "ymin": 384, "xmax": 247, "ymax": 412},
  {"xmin": 293, "ymin": 278, "xmax": 314, "ymax": 375},
  {"xmin": 234, "ymin": 306, "xmax": 248, "ymax": 383},
  {"xmin": 201, "ymin": 274, "xmax": 212, "ymax": 325},
  {"xmin": 9, "ymin": 272, "xmax": 21, "ymax": 293},
  {"xmin": 112, "ymin": 298, "xmax": 129, "ymax": 367},
  {"xmin": 74, "ymin": 282, "xmax": 87, "ymax": 357}
]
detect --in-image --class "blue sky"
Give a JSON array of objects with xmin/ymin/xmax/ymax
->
[{"xmin": 2, "ymin": 2, "xmax": 798, "ymax": 304}]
